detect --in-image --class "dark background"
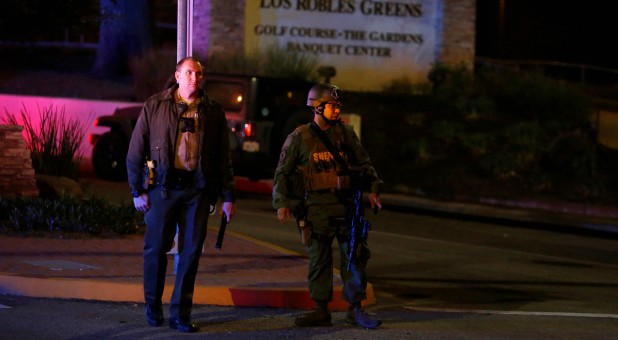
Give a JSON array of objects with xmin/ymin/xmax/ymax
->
[
  {"xmin": 476, "ymin": 0, "xmax": 614, "ymax": 70},
  {"xmin": 0, "ymin": 1, "xmax": 614, "ymax": 71},
  {"xmin": 0, "ymin": 0, "xmax": 614, "ymax": 67}
]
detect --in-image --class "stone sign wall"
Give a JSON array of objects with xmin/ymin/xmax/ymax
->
[{"xmin": 192, "ymin": 0, "xmax": 476, "ymax": 91}]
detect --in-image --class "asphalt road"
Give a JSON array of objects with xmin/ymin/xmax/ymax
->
[{"xmin": 234, "ymin": 194, "xmax": 618, "ymax": 314}]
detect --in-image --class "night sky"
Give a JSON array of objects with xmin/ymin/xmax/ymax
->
[{"xmin": 476, "ymin": 0, "xmax": 614, "ymax": 70}]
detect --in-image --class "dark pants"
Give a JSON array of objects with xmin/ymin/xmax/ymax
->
[
  {"xmin": 143, "ymin": 185, "xmax": 211, "ymax": 320},
  {"xmin": 306, "ymin": 204, "xmax": 370, "ymax": 305}
]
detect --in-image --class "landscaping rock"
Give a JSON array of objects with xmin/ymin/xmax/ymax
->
[{"xmin": 36, "ymin": 174, "xmax": 83, "ymax": 200}]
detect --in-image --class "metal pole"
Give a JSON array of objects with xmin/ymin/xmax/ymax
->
[
  {"xmin": 174, "ymin": 0, "xmax": 194, "ymax": 274},
  {"xmin": 177, "ymin": 0, "xmax": 187, "ymax": 62},
  {"xmin": 177, "ymin": 0, "xmax": 194, "ymax": 62},
  {"xmin": 187, "ymin": 0, "xmax": 193, "ymax": 57}
]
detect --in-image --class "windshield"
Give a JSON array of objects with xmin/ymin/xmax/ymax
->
[{"xmin": 204, "ymin": 81, "xmax": 244, "ymax": 111}]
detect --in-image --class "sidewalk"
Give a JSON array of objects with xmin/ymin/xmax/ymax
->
[
  {"xmin": 1, "ymin": 176, "xmax": 616, "ymax": 312},
  {"xmin": 0, "ymin": 229, "xmax": 374, "ymax": 311}
]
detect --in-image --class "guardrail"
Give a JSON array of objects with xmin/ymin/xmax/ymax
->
[{"xmin": 475, "ymin": 57, "xmax": 618, "ymax": 86}]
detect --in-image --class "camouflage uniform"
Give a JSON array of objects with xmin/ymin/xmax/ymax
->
[{"xmin": 273, "ymin": 122, "xmax": 382, "ymax": 307}]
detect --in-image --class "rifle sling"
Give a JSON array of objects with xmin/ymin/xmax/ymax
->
[{"xmin": 309, "ymin": 121, "xmax": 349, "ymax": 172}]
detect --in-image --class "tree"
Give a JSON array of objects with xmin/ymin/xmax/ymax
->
[
  {"xmin": 0, "ymin": 0, "xmax": 99, "ymax": 42},
  {"xmin": 92, "ymin": 0, "xmax": 154, "ymax": 77}
]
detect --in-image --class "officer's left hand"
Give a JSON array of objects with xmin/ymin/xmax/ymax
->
[
  {"xmin": 277, "ymin": 207, "xmax": 290, "ymax": 223},
  {"xmin": 221, "ymin": 202, "xmax": 235, "ymax": 223},
  {"xmin": 369, "ymin": 192, "xmax": 382, "ymax": 213},
  {"xmin": 133, "ymin": 193, "xmax": 150, "ymax": 212}
]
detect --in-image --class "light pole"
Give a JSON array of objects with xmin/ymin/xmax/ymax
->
[
  {"xmin": 173, "ymin": 0, "xmax": 194, "ymax": 274},
  {"xmin": 177, "ymin": 0, "xmax": 193, "ymax": 62}
]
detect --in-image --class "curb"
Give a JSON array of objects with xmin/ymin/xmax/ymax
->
[
  {"xmin": 0, "ymin": 274, "xmax": 376, "ymax": 311},
  {"xmin": 0, "ymin": 230, "xmax": 376, "ymax": 311},
  {"xmin": 380, "ymin": 193, "xmax": 618, "ymax": 234}
]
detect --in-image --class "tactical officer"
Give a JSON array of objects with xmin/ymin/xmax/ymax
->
[{"xmin": 273, "ymin": 83, "xmax": 383, "ymax": 328}]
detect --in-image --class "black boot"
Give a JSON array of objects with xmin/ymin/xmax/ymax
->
[
  {"xmin": 294, "ymin": 302, "xmax": 331, "ymax": 327},
  {"xmin": 145, "ymin": 304, "xmax": 164, "ymax": 327},
  {"xmin": 345, "ymin": 303, "xmax": 381, "ymax": 329}
]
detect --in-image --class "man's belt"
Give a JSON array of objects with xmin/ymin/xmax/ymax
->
[
  {"xmin": 169, "ymin": 169, "xmax": 196, "ymax": 189},
  {"xmin": 303, "ymin": 173, "xmax": 351, "ymax": 193}
]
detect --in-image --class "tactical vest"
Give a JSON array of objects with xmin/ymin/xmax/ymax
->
[{"xmin": 297, "ymin": 123, "xmax": 352, "ymax": 193}]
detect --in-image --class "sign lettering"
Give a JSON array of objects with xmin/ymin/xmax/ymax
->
[{"xmin": 246, "ymin": 0, "xmax": 439, "ymax": 91}]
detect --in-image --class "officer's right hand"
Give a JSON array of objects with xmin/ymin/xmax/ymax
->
[
  {"xmin": 133, "ymin": 193, "xmax": 150, "ymax": 212},
  {"xmin": 277, "ymin": 207, "xmax": 290, "ymax": 223},
  {"xmin": 369, "ymin": 192, "xmax": 382, "ymax": 213}
]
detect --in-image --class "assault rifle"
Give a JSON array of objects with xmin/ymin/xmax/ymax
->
[{"xmin": 346, "ymin": 170, "xmax": 374, "ymax": 271}]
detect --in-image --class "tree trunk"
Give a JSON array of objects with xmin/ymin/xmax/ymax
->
[{"xmin": 92, "ymin": 0, "xmax": 154, "ymax": 77}]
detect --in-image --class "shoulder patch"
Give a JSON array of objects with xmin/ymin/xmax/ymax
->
[
  {"xmin": 292, "ymin": 126, "xmax": 303, "ymax": 136},
  {"xmin": 290, "ymin": 123, "xmax": 312, "ymax": 138},
  {"xmin": 298, "ymin": 124, "xmax": 313, "ymax": 140}
]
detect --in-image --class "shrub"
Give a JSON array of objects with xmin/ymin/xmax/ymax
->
[
  {"xmin": 428, "ymin": 61, "xmax": 482, "ymax": 117},
  {"xmin": 2, "ymin": 103, "xmax": 88, "ymax": 181},
  {"xmin": 361, "ymin": 61, "xmax": 609, "ymax": 202},
  {"xmin": 207, "ymin": 44, "xmax": 321, "ymax": 82},
  {"xmin": 0, "ymin": 196, "xmax": 144, "ymax": 237}
]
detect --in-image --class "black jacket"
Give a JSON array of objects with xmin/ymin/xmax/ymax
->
[{"xmin": 126, "ymin": 84, "xmax": 236, "ymax": 203}]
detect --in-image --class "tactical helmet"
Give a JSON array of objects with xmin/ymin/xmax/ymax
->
[{"xmin": 307, "ymin": 83, "xmax": 340, "ymax": 107}]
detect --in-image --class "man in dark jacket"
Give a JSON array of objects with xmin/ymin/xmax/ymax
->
[{"xmin": 126, "ymin": 57, "xmax": 236, "ymax": 333}]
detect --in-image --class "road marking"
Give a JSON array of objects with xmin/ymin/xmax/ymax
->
[
  {"xmin": 404, "ymin": 306, "xmax": 618, "ymax": 319},
  {"xmin": 23, "ymin": 260, "xmax": 101, "ymax": 270},
  {"xmin": 0, "ymin": 304, "xmax": 10, "ymax": 309}
]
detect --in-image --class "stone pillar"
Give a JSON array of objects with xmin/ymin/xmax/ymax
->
[
  {"xmin": 193, "ymin": 0, "xmax": 245, "ymax": 58},
  {"xmin": 0, "ymin": 125, "xmax": 39, "ymax": 197},
  {"xmin": 439, "ymin": 0, "xmax": 477, "ymax": 66}
]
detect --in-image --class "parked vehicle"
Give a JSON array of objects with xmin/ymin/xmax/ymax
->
[{"xmin": 90, "ymin": 73, "xmax": 315, "ymax": 181}]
